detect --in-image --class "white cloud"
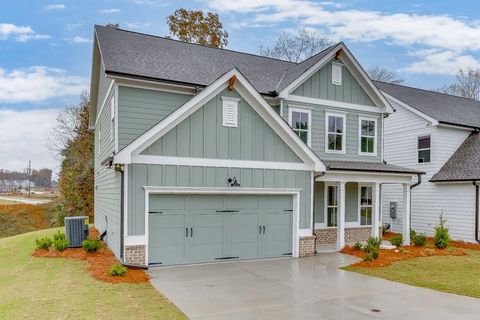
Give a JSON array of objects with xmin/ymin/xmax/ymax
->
[
  {"xmin": 99, "ymin": 8, "xmax": 121, "ymax": 14},
  {"xmin": 0, "ymin": 67, "xmax": 88, "ymax": 103},
  {"xmin": 64, "ymin": 36, "xmax": 91, "ymax": 44},
  {"xmin": 126, "ymin": 22, "xmax": 152, "ymax": 29},
  {"xmin": 403, "ymin": 50, "xmax": 480, "ymax": 75},
  {"xmin": 44, "ymin": 4, "xmax": 66, "ymax": 10},
  {"xmin": 0, "ymin": 108, "xmax": 60, "ymax": 174},
  {"xmin": 0, "ymin": 23, "xmax": 50, "ymax": 42}
]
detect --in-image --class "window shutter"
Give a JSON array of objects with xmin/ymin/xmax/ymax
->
[
  {"xmin": 222, "ymin": 97, "xmax": 239, "ymax": 127},
  {"xmin": 332, "ymin": 63, "xmax": 343, "ymax": 86}
]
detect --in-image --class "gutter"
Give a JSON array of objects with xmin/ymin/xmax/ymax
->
[
  {"xmin": 312, "ymin": 172, "xmax": 326, "ymax": 254},
  {"xmin": 473, "ymin": 181, "xmax": 480, "ymax": 243}
]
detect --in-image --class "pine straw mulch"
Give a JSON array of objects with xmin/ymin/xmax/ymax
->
[{"xmin": 32, "ymin": 228, "xmax": 149, "ymax": 284}]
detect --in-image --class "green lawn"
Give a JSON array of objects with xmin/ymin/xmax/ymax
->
[
  {"xmin": 0, "ymin": 228, "xmax": 187, "ymax": 319},
  {"xmin": 0, "ymin": 199, "xmax": 16, "ymax": 205},
  {"xmin": 343, "ymin": 249, "xmax": 480, "ymax": 298}
]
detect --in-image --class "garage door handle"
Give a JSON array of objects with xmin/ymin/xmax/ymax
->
[
  {"xmin": 190, "ymin": 228, "xmax": 193, "ymax": 237},
  {"xmin": 185, "ymin": 228, "xmax": 189, "ymax": 237},
  {"xmin": 263, "ymin": 226, "xmax": 265, "ymax": 234},
  {"xmin": 259, "ymin": 226, "xmax": 261, "ymax": 234}
]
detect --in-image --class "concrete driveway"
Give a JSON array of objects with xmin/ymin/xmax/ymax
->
[{"xmin": 148, "ymin": 253, "xmax": 480, "ymax": 319}]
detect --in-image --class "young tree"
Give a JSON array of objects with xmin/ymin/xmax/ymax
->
[
  {"xmin": 438, "ymin": 68, "xmax": 480, "ymax": 100},
  {"xmin": 259, "ymin": 29, "xmax": 332, "ymax": 63},
  {"xmin": 367, "ymin": 65, "xmax": 404, "ymax": 84},
  {"xmin": 167, "ymin": 9, "xmax": 228, "ymax": 48}
]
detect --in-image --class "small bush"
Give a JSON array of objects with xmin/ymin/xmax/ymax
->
[
  {"xmin": 389, "ymin": 235, "xmax": 403, "ymax": 247},
  {"xmin": 35, "ymin": 237, "xmax": 53, "ymax": 250},
  {"xmin": 108, "ymin": 264, "xmax": 128, "ymax": 276},
  {"xmin": 410, "ymin": 229, "xmax": 417, "ymax": 240},
  {"xmin": 53, "ymin": 231, "xmax": 69, "ymax": 251},
  {"xmin": 412, "ymin": 233, "xmax": 427, "ymax": 246},
  {"xmin": 82, "ymin": 239, "xmax": 101, "ymax": 252},
  {"xmin": 363, "ymin": 252, "xmax": 374, "ymax": 261},
  {"xmin": 365, "ymin": 237, "xmax": 381, "ymax": 251},
  {"xmin": 363, "ymin": 237, "xmax": 381, "ymax": 260},
  {"xmin": 53, "ymin": 231, "xmax": 67, "ymax": 242},
  {"xmin": 382, "ymin": 223, "xmax": 390, "ymax": 235},
  {"xmin": 434, "ymin": 213, "xmax": 451, "ymax": 249},
  {"xmin": 353, "ymin": 241, "xmax": 363, "ymax": 251}
]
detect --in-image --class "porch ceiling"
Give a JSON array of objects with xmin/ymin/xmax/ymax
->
[{"xmin": 323, "ymin": 160, "xmax": 424, "ymax": 175}]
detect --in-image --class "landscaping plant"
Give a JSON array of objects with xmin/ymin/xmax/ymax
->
[
  {"xmin": 82, "ymin": 239, "xmax": 101, "ymax": 252},
  {"xmin": 434, "ymin": 213, "xmax": 450, "ymax": 249},
  {"xmin": 53, "ymin": 231, "xmax": 69, "ymax": 251},
  {"xmin": 410, "ymin": 229, "xmax": 417, "ymax": 240},
  {"xmin": 35, "ymin": 237, "xmax": 53, "ymax": 250},
  {"xmin": 389, "ymin": 235, "xmax": 403, "ymax": 247},
  {"xmin": 382, "ymin": 223, "xmax": 390, "ymax": 235},
  {"xmin": 363, "ymin": 237, "xmax": 381, "ymax": 260},
  {"xmin": 108, "ymin": 264, "xmax": 128, "ymax": 277},
  {"xmin": 353, "ymin": 241, "xmax": 363, "ymax": 251},
  {"xmin": 412, "ymin": 233, "xmax": 427, "ymax": 246}
]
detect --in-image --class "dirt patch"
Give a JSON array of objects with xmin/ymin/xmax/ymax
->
[
  {"xmin": 32, "ymin": 228, "xmax": 149, "ymax": 284},
  {"xmin": 381, "ymin": 232, "xmax": 399, "ymax": 240}
]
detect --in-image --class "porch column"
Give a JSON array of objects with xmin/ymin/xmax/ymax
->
[
  {"xmin": 402, "ymin": 183, "xmax": 411, "ymax": 245},
  {"xmin": 337, "ymin": 181, "xmax": 346, "ymax": 250},
  {"xmin": 372, "ymin": 182, "xmax": 380, "ymax": 238}
]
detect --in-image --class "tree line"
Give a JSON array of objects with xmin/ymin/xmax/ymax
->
[{"xmin": 0, "ymin": 168, "xmax": 52, "ymax": 188}]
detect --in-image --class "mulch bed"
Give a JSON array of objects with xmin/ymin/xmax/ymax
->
[{"xmin": 32, "ymin": 228, "xmax": 149, "ymax": 284}]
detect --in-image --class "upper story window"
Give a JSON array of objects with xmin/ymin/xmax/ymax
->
[
  {"xmin": 288, "ymin": 107, "xmax": 311, "ymax": 146},
  {"xmin": 359, "ymin": 117, "xmax": 377, "ymax": 156},
  {"xmin": 325, "ymin": 112, "xmax": 346, "ymax": 154},
  {"xmin": 418, "ymin": 135, "xmax": 431, "ymax": 163},
  {"xmin": 331, "ymin": 62, "xmax": 343, "ymax": 86},
  {"xmin": 222, "ymin": 97, "xmax": 240, "ymax": 127}
]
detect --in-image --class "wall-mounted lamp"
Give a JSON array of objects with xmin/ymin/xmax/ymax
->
[{"xmin": 227, "ymin": 176, "xmax": 240, "ymax": 187}]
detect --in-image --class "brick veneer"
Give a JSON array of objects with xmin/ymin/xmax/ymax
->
[
  {"xmin": 124, "ymin": 245, "xmax": 146, "ymax": 266},
  {"xmin": 315, "ymin": 226, "xmax": 373, "ymax": 245},
  {"xmin": 299, "ymin": 236, "xmax": 316, "ymax": 257}
]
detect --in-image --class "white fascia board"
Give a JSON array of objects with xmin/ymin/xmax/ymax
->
[
  {"xmin": 317, "ymin": 170, "xmax": 415, "ymax": 184},
  {"xmin": 143, "ymin": 186, "xmax": 302, "ymax": 194},
  {"xmin": 93, "ymin": 80, "xmax": 115, "ymax": 129},
  {"xmin": 381, "ymin": 91, "xmax": 439, "ymax": 126},
  {"xmin": 287, "ymin": 95, "xmax": 381, "ymax": 114}
]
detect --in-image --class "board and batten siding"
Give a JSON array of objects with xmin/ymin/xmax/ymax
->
[
  {"xmin": 127, "ymin": 164, "xmax": 312, "ymax": 235},
  {"xmin": 142, "ymin": 88, "xmax": 301, "ymax": 162},
  {"xmin": 292, "ymin": 59, "xmax": 375, "ymax": 107},
  {"xmin": 283, "ymin": 101, "xmax": 383, "ymax": 162},
  {"xmin": 94, "ymin": 86, "xmax": 121, "ymax": 258},
  {"xmin": 117, "ymin": 86, "xmax": 192, "ymax": 150},
  {"xmin": 381, "ymin": 99, "xmax": 476, "ymax": 241}
]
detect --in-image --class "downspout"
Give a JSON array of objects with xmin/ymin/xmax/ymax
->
[
  {"xmin": 473, "ymin": 181, "xmax": 480, "ymax": 243},
  {"xmin": 312, "ymin": 172, "xmax": 326, "ymax": 254},
  {"xmin": 114, "ymin": 164, "xmax": 125, "ymax": 261},
  {"xmin": 409, "ymin": 173, "xmax": 423, "ymax": 232}
]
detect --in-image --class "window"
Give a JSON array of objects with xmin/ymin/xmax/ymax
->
[
  {"xmin": 288, "ymin": 107, "xmax": 311, "ymax": 146},
  {"xmin": 326, "ymin": 185, "xmax": 338, "ymax": 227},
  {"xmin": 418, "ymin": 135, "xmax": 431, "ymax": 163},
  {"xmin": 332, "ymin": 62, "xmax": 343, "ymax": 86},
  {"xmin": 359, "ymin": 117, "xmax": 377, "ymax": 155},
  {"xmin": 222, "ymin": 97, "xmax": 240, "ymax": 127},
  {"xmin": 326, "ymin": 113, "xmax": 346, "ymax": 153},
  {"xmin": 359, "ymin": 186, "xmax": 372, "ymax": 226}
]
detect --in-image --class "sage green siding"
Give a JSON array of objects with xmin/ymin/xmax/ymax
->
[
  {"xmin": 117, "ymin": 86, "xmax": 192, "ymax": 150},
  {"xmin": 127, "ymin": 164, "xmax": 312, "ymax": 235},
  {"xmin": 284, "ymin": 101, "xmax": 383, "ymax": 162},
  {"xmin": 94, "ymin": 86, "xmax": 121, "ymax": 258},
  {"xmin": 314, "ymin": 181, "xmax": 324, "ymax": 223},
  {"xmin": 142, "ymin": 88, "xmax": 301, "ymax": 163},
  {"xmin": 292, "ymin": 59, "xmax": 375, "ymax": 106}
]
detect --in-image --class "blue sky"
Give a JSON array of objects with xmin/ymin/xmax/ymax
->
[{"xmin": 2, "ymin": 0, "xmax": 480, "ymax": 174}]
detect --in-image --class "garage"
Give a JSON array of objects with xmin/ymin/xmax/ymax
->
[{"xmin": 148, "ymin": 194, "xmax": 293, "ymax": 266}]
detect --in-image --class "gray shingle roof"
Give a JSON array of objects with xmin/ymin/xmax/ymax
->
[
  {"xmin": 430, "ymin": 132, "xmax": 480, "ymax": 182},
  {"xmin": 95, "ymin": 25, "xmax": 336, "ymax": 95},
  {"xmin": 323, "ymin": 160, "xmax": 423, "ymax": 175},
  {"xmin": 375, "ymin": 81, "xmax": 480, "ymax": 128}
]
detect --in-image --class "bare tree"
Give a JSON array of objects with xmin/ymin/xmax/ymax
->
[
  {"xmin": 438, "ymin": 68, "xmax": 480, "ymax": 100},
  {"xmin": 367, "ymin": 65, "xmax": 404, "ymax": 84},
  {"xmin": 259, "ymin": 29, "xmax": 332, "ymax": 63}
]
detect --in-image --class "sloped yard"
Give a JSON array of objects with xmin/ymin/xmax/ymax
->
[{"xmin": 0, "ymin": 227, "xmax": 187, "ymax": 319}]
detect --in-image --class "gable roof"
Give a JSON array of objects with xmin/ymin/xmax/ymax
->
[
  {"xmin": 113, "ymin": 67, "xmax": 326, "ymax": 172},
  {"xmin": 430, "ymin": 132, "xmax": 480, "ymax": 182},
  {"xmin": 375, "ymin": 81, "xmax": 480, "ymax": 129}
]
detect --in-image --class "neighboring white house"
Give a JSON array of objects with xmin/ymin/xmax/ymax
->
[{"xmin": 378, "ymin": 81, "xmax": 480, "ymax": 243}]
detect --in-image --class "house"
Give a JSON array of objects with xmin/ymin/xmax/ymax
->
[
  {"xmin": 89, "ymin": 25, "xmax": 420, "ymax": 267},
  {"xmin": 378, "ymin": 81, "xmax": 480, "ymax": 243}
]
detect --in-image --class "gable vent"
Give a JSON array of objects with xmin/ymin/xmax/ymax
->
[
  {"xmin": 332, "ymin": 62, "xmax": 343, "ymax": 86},
  {"xmin": 222, "ymin": 97, "xmax": 240, "ymax": 127}
]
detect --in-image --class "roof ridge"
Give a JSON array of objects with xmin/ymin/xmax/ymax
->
[{"xmin": 95, "ymin": 25, "xmax": 298, "ymax": 65}]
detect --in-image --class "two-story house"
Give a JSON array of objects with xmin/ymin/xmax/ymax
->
[
  {"xmin": 89, "ymin": 25, "xmax": 420, "ymax": 267},
  {"xmin": 379, "ymin": 81, "xmax": 480, "ymax": 243}
]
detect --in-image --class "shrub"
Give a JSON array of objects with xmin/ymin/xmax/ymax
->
[
  {"xmin": 53, "ymin": 231, "xmax": 67, "ymax": 242},
  {"xmin": 35, "ymin": 237, "xmax": 53, "ymax": 250},
  {"xmin": 363, "ymin": 237, "xmax": 381, "ymax": 260},
  {"xmin": 410, "ymin": 229, "xmax": 417, "ymax": 240},
  {"xmin": 82, "ymin": 239, "xmax": 101, "ymax": 252},
  {"xmin": 363, "ymin": 252, "xmax": 374, "ymax": 261},
  {"xmin": 389, "ymin": 235, "xmax": 403, "ymax": 247},
  {"xmin": 108, "ymin": 264, "xmax": 128, "ymax": 276},
  {"xmin": 434, "ymin": 213, "xmax": 450, "ymax": 249},
  {"xmin": 53, "ymin": 231, "xmax": 69, "ymax": 251},
  {"xmin": 365, "ymin": 237, "xmax": 381, "ymax": 251},
  {"xmin": 353, "ymin": 241, "xmax": 363, "ymax": 251},
  {"xmin": 412, "ymin": 233, "xmax": 427, "ymax": 246},
  {"xmin": 382, "ymin": 223, "xmax": 390, "ymax": 235}
]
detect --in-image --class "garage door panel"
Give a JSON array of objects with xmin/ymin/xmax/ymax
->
[
  {"xmin": 187, "ymin": 196, "xmax": 224, "ymax": 210},
  {"xmin": 260, "ymin": 212, "xmax": 293, "ymax": 257},
  {"xmin": 230, "ymin": 213, "xmax": 259, "ymax": 259},
  {"xmin": 258, "ymin": 196, "xmax": 293, "ymax": 209},
  {"xmin": 188, "ymin": 213, "xmax": 224, "ymax": 262},
  {"xmin": 149, "ymin": 214, "xmax": 187, "ymax": 265},
  {"xmin": 150, "ymin": 195, "xmax": 186, "ymax": 210},
  {"xmin": 224, "ymin": 196, "xmax": 259, "ymax": 209}
]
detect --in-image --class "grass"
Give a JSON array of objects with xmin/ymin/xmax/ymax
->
[
  {"xmin": 0, "ymin": 204, "xmax": 54, "ymax": 238},
  {"xmin": 0, "ymin": 199, "xmax": 16, "ymax": 205},
  {"xmin": 343, "ymin": 249, "xmax": 480, "ymax": 298},
  {"xmin": 0, "ymin": 228, "xmax": 187, "ymax": 319}
]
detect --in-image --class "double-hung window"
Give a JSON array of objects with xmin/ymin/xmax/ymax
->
[
  {"xmin": 359, "ymin": 186, "xmax": 373, "ymax": 226},
  {"xmin": 418, "ymin": 135, "xmax": 431, "ymax": 163},
  {"xmin": 326, "ymin": 185, "xmax": 338, "ymax": 227},
  {"xmin": 359, "ymin": 117, "xmax": 377, "ymax": 155},
  {"xmin": 325, "ymin": 113, "xmax": 346, "ymax": 153},
  {"xmin": 289, "ymin": 107, "xmax": 311, "ymax": 146}
]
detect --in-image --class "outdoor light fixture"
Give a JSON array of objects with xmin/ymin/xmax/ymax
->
[{"xmin": 227, "ymin": 177, "xmax": 240, "ymax": 187}]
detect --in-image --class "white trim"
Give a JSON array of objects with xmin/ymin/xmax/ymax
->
[
  {"xmin": 310, "ymin": 171, "xmax": 314, "ymax": 235},
  {"xmin": 358, "ymin": 183, "xmax": 373, "ymax": 226},
  {"xmin": 132, "ymin": 154, "xmax": 312, "ymax": 171},
  {"xmin": 123, "ymin": 165, "xmax": 129, "ymax": 237},
  {"xmin": 288, "ymin": 106, "xmax": 312, "ymax": 147},
  {"xmin": 358, "ymin": 116, "xmax": 378, "ymax": 156},
  {"xmin": 112, "ymin": 76, "xmax": 198, "ymax": 95},
  {"xmin": 317, "ymin": 171, "xmax": 414, "ymax": 184},
  {"xmin": 325, "ymin": 112, "xmax": 346, "ymax": 154},
  {"xmin": 94, "ymin": 80, "xmax": 115, "ymax": 127},
  {"xmin": 142, "ymin": 187, "xmax": 303, "ymax": 265},
  {"xmin": 287, "ymin": 95, "xmax": 381, "ymax": 113},
  {"xmin": 331, "ymin": 62, "xmax": 343, "ymax": 86},
  {"xmin": 221, "ymin": 96, "xmax": 240, "ymax": 127},
  {"xmin": 417, "ymin": 134, "xmax": 431, "ymax": 164},
  {"xmin": 124, "ymin": 235, "xmax": 146, "ymax": 246},
  {"xmin": 324, "ymin": 182, "xmax": 338, "ymax": 228},
  {"xmin": 114, "ymin": 68, "xmax": 326, "ymax": 172},
  {"xmin": 114, "ymin": 83, "xmax": 119, "ymax": 153},
  {"xmin": 381, "ymin": 91, "xmax": 439, "ymax": 125}
]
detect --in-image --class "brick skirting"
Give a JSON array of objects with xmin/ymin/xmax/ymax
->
[
  {"xmin": 299, "ymin": 236, "xmax": 316, "ymax": 257},
  {"xmin": 315, "ymin": 226, "xmax": 373, "ymax": 245},
  {"xmin": 124, "ymin": 245, "xmax": 146, "ymax": 266}
]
